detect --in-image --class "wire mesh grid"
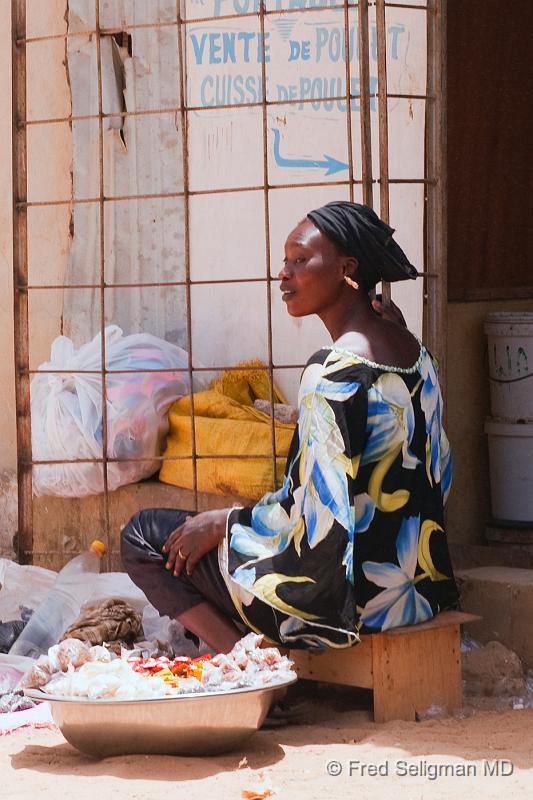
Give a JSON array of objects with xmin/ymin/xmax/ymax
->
[{"xmin": 11, "ymin": 0, "xmax": 445, "ymax": 567}]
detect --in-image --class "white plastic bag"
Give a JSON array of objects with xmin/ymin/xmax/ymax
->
[
  {"xmin": 31, "ymin": 325, "xmax": 197, "ymax": 496},
  {"xmin": 0, "ymin": 559, "xmax": 57, "ymax": 621},
  {"xmin": 88, "ymin": 572, "xmax": 149, "ymax": 613},
  {"xmin": 141, "ymin": 605, "xmax": 210, "ymax": 658}
]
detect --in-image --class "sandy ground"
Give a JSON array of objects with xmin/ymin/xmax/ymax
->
[{"xmin": 2, "ymin": 686, "xmax": 533, "ymax": 800}]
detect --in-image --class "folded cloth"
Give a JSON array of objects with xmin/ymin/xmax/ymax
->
[
  {"xmin": 209, "ymin": 359, "xmax": 288, "ymax": 406},
  {"xmin": 0, "ymin": 702, "xmax": 54, "ymax": 736},
  {"xmin": 60, "ymin": 598, "xmax": 143, "ymax": 653}
]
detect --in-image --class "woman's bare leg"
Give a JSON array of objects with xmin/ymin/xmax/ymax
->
[
  {"xmin": 178, "ymin": 601, "xmax": 243, "ymax": 653},
  {"xmin": 122, "ymin": 509, "xmax": 245, "ymax": 652}
]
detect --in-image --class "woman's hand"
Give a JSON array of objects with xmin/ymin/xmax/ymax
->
[
  {"xmin": 161, "ymin": 509, "xmax": 229, "ymax": 577},
  {"xmin": 371, "ymin": 295, "xmax": 407, "ymax": 327}
]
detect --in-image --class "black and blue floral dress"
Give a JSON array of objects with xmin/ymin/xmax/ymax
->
[{"xmin": 219, "ymin": 336, "xmax": 459, "ymax": 649}]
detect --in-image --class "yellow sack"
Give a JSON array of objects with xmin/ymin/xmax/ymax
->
[{"xmin": 159, "ymin": 362, "xmax": 296, "ymax": 500}]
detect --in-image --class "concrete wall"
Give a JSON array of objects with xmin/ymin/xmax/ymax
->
[{"xmin": 445, "ymin": 298, "xmax": 533, "ymax": 547}]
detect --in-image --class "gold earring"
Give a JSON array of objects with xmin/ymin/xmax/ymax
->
[{"xmin": 344, "ymin": 275, "xmax": 359, "ymax": 291}]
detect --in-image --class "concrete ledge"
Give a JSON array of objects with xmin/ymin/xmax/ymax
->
[
  {"xmin": 450, "ymin": 542, "xmax": 533, "ymax": 570},
  {"xmin": 457, "ymin": 566, "xmax": 533, "ymax": 668}
]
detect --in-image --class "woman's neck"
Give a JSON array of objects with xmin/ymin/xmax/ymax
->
[{"xmin": 319, "ymin": 294, "xmax": 376, "ymax": 342}]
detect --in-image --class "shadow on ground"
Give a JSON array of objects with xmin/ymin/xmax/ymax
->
[{"xmin": 10, "ymin": 683, "xmax": 533, "ymax": 779}]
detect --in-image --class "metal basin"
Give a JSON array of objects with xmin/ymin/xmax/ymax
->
[{"xmin": 26, "ymin": 678, "xmax": 295, "ymax": 758}]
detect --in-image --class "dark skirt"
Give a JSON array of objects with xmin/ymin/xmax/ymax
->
[{"xmin": 120, "ymin": 508, "xmax": 241, "ymax": 623}]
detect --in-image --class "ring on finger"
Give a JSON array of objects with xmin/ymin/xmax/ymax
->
[{"xmin": 178, "ymin": 548, "xmax": 186, "ymax": 559}]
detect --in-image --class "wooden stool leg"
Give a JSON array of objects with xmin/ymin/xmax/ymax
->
[{"xmin": 371, "ymin": 623, "xmax": 462, "ymax": 723}]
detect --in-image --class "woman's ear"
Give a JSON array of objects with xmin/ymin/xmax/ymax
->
[
  {"xmin": 342, "ymin": 257, "xmax": 362, "ymax": 291},
  {"xmin": 342, "ymin": 256, "xmax": 360, "ymax": 283}
]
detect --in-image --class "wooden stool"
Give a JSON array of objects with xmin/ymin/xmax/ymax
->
[{"xmin": 289, "ymin": 611, "xmax": 480, "ymax": 723}]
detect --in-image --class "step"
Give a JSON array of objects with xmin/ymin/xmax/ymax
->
[{"xmin": 456, "ymin": 566, "xmax": 533, "ymax": 668}]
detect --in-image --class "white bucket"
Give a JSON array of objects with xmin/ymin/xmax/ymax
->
[
  {"xmin": 485, "ymin": 418, "xmax": 533, "ymax": 523},
  {"xmin": 485, "ymin": 312, "xmax": 533, "ymax": 420}
]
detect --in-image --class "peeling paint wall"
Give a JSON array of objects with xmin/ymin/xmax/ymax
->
[
  {"xmin": 64, "ymin": 0, "xmax": 187, "ymax": 347},
  {"xmin": 25, "ymin": 1, "xmax": 72, "ymax": 371}
]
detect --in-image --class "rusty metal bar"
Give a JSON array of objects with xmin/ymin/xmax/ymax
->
[
  {"xmin": 259, "ymin": 0, "xmax": 278, "ymax": 491},
  {"xmin": 24, "ymin": 363, "xmax": 311, "ymax": 376},
  {"xmin": 177, "ymin": 0, "xmax": 199, "ymax": 511},
  {"xmin": 358, "ymin": 0, "xmax": 374, "ymax": 206},
  {"xmin": 94, "ymin": 0, "xmax": 111, "ymax": 561},
  {"xmin": 17, "ymin": 3, "xmax": 431, "ymax": 47},
  {"xmin": 343, "ymin": 0, "xmax": 355, "ymax": 201},
  {"xmin": 24, "ymin": 277, "xmax": 276, "ymax": 290},
  {"xmin": 22, "ymin": 263, "xmax": 431, "ymax": 292},
  {"xmin": 376, "ymin": 0, "xmax": 391, "ymax": 305},
  {"xmin": 22, "ymin": 93, "xmax": 432, "ymax": 127},
  {"xmin": 19, "ymin": 177, "xmax": 434, "ymax": 210},
  {"xmin": 18, "ymin": 5, "xmax": 338, "ymax": 45},
  {"xmin": 27, "ymin": 453, "xmax": 295, "ymax": 466},
  {"xmin": 11, "ymin": 0, "xmax": 33, "ymax": 564},
  {"xmin": 16, "ymin": 3, "xmax": 429, "ymax": 47},
  {"xmin": 425, "ymin": 0, "xmax": 447, "ymax": 391},
  {"xmin": 23, "ymin": 280, "xmax": 273, "ymax": 291}
]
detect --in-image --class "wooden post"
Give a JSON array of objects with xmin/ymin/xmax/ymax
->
[{"xmin": 11, "ymin": 0, "xmax": 33, "ymax": 564}]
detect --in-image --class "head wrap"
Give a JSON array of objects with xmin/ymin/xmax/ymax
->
[{"xmin": 307, "ymin": 201, "xmax": 418, "ymax": 291}]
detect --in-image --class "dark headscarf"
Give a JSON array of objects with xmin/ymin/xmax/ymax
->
[{"xmin": 307, "ymin": 201, "xmax": 418, "ymax": 291}]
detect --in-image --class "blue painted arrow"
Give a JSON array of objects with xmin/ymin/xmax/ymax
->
[{"xmin": 271, "ymin": 127, "xmax": 348, "ymax": 176}]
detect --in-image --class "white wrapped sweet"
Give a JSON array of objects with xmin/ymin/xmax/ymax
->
[
  {"xmin": 27, "ymin": 632, "xmax": 296, "ymax": 699},
  {"xmin": 199, "ymin": 634, "xmax": 296, "ymax": 691},
  {"xmin": 43, "ymin": 659, "xmax": 179, "ymax": 700},
  {"xmin": 89, "ymin": 645, "xmax": 114, "ymax": 663}
]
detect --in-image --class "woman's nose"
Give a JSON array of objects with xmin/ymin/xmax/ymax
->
[{"xmin": 278, "ymin": 261, "xmax": 291, "ymax": 280}]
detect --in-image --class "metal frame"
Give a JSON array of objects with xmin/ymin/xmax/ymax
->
[
  {"xmin": 425, "ymin": 0, "xmax": 447, "ymax": 387},
  {"xmin": 11, "ymin": 0, "xmax": 445, "ymax": 564}
]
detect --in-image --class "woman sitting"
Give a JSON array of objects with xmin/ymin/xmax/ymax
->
[{"xmin": 121, "ymin": 201, "xmax": 459, "ymax": 653}]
